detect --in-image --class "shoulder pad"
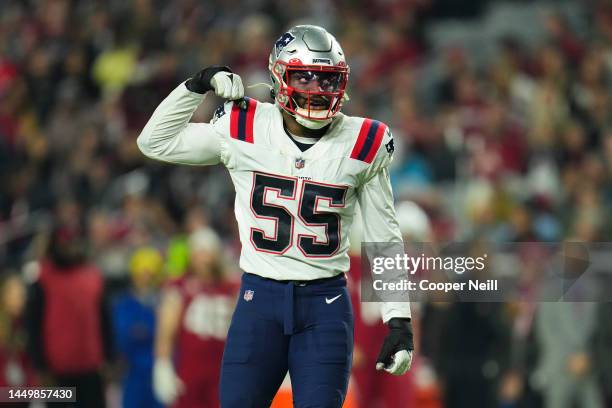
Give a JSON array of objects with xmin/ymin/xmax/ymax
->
[
  {"xmin": 229, "ymin": 97, "xmax": 258, "ymax": 143},
  {"xmin": 350, "ymin": 118, "xmax": 389, "ymax": 164}
]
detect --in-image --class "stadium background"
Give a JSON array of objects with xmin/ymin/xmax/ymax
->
[{"xmin": 1, "ymin": 0, "xmax": 612, "ymax": 407}]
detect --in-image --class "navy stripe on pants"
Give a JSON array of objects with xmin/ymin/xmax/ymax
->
[{"xmin": 220, "ymin": 272, "xmax": 354, "ymax": 408}]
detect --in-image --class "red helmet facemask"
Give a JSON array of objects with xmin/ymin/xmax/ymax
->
[{"xmin": 272, "ymin": 60, "xmax": 349, "ymax": 121}]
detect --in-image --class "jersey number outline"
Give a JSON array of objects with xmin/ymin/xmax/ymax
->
[{"xmin": 249, "ymin": 172, "xmax": 347, "ymax": 257}]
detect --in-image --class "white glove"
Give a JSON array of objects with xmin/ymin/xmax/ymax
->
[
  {"xmin": 210, "ymin": 71, "xmax": 244, "ymax": 100},
  {"xmin": 153, "ymin": 359, "xmax": 184, "ymax": 405},
  {"xmin": 376, "ymin": 350, "xmax": 413, "ymax": 376}
]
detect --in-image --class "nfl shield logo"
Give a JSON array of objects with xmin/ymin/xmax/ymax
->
[
  {"xmin": 244, "ymin": 290, "xmax": 254, "ymax": 302},
  {"xmin": 295, "ymin": 158, "xmax": 305, "ymax": 169}
]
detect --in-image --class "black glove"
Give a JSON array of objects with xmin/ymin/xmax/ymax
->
[
  {"xmin": 376, "ymin": 318, "xmax": 414, "ymax": 375},
  {"xmin": 185, "ymin": 65, "xmax": 232, "ymax": 94}
]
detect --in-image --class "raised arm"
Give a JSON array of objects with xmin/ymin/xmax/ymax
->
[{"xmin": 137, "ymin": 66, "xmax": 244, "ymax": 166}]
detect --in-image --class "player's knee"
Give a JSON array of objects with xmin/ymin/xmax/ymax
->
[
  {"xmin": 294, "ymin": 385, "xmax": 345, "ymax": 408},
  {"xmin": 220, "ymin": 393, "xmax": 265, "ymax": 408},
  {"xmin": 220, "ymin": 385, "xmax": 274, "ymax": 408}
]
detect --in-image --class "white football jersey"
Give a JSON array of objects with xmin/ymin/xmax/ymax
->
[{"xmin": 138, "ymin": 82, "xmax": 410, "ymax": 322}]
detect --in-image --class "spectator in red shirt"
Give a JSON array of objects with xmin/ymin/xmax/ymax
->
[
  {"xmin": 153, "ymin": 227, "xmax": 237, "ymax": 408},
  {"xmin": 25, "ymin": 225, "xmax": 113, "ymax": 408}
]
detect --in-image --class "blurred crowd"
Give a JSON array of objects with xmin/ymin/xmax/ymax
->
[{"xmin": 1, "ymin": 0, "xmax": 612, "ymax": 407}]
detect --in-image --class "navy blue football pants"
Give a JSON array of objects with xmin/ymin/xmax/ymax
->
[{"xmin": 219, "ymin": 272, "xmax": 354, "ymax": 408}]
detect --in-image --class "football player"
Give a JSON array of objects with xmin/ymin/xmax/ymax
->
[{"xmin": 138, "ymin": 25, "xmax": 413, "ymax": 408}]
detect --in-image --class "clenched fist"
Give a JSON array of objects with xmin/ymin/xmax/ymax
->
[{"xmin": 186, "ymin": 65, "xmax": 244, "ymax": 100}]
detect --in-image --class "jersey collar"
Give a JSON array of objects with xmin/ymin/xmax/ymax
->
[{"xmin": 273, "ymin": 107, "xmax": 345, "ymax": 160}]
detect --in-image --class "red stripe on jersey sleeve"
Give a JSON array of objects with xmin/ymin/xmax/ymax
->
[
  {"xmin": 350, "ymin": 118, "xmax": 373, "ymax": 160},
  {"xmin": 363, "ymin": 122, "xmax": 387, "ymax": 164},
  {"xmin": 245, "ymin": 98, "xmax": 257, "ymax": 144},
  {"xmin": 230, "ymin": 102, "xmax": 240, "ymax": 140}
]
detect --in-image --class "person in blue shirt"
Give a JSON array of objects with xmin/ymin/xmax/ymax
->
[{"xmin": 113, "ymin": 247, "xmax": 164, "ymax": 408}]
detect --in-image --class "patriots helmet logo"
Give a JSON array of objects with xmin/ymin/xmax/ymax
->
[{"xmin": 275, "ymin": 32, "xmax": 296, "ymax": 57}]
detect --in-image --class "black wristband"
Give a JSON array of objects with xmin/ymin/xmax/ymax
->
[
  {"xmin": 388, "ymin": 317, "xmax": 411, "ymax": 329},
  {"xmin": 185, "ymin": 65, "xmax": 232, "ymax": 94},
  {"xmin": 388, "ymin": 317, "xmax": 414, "ymax": 350}
]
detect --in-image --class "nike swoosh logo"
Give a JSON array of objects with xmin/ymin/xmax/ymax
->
[{"xmin": 325, "ymin": 294, "xmax": 342, "ymax": 304}]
